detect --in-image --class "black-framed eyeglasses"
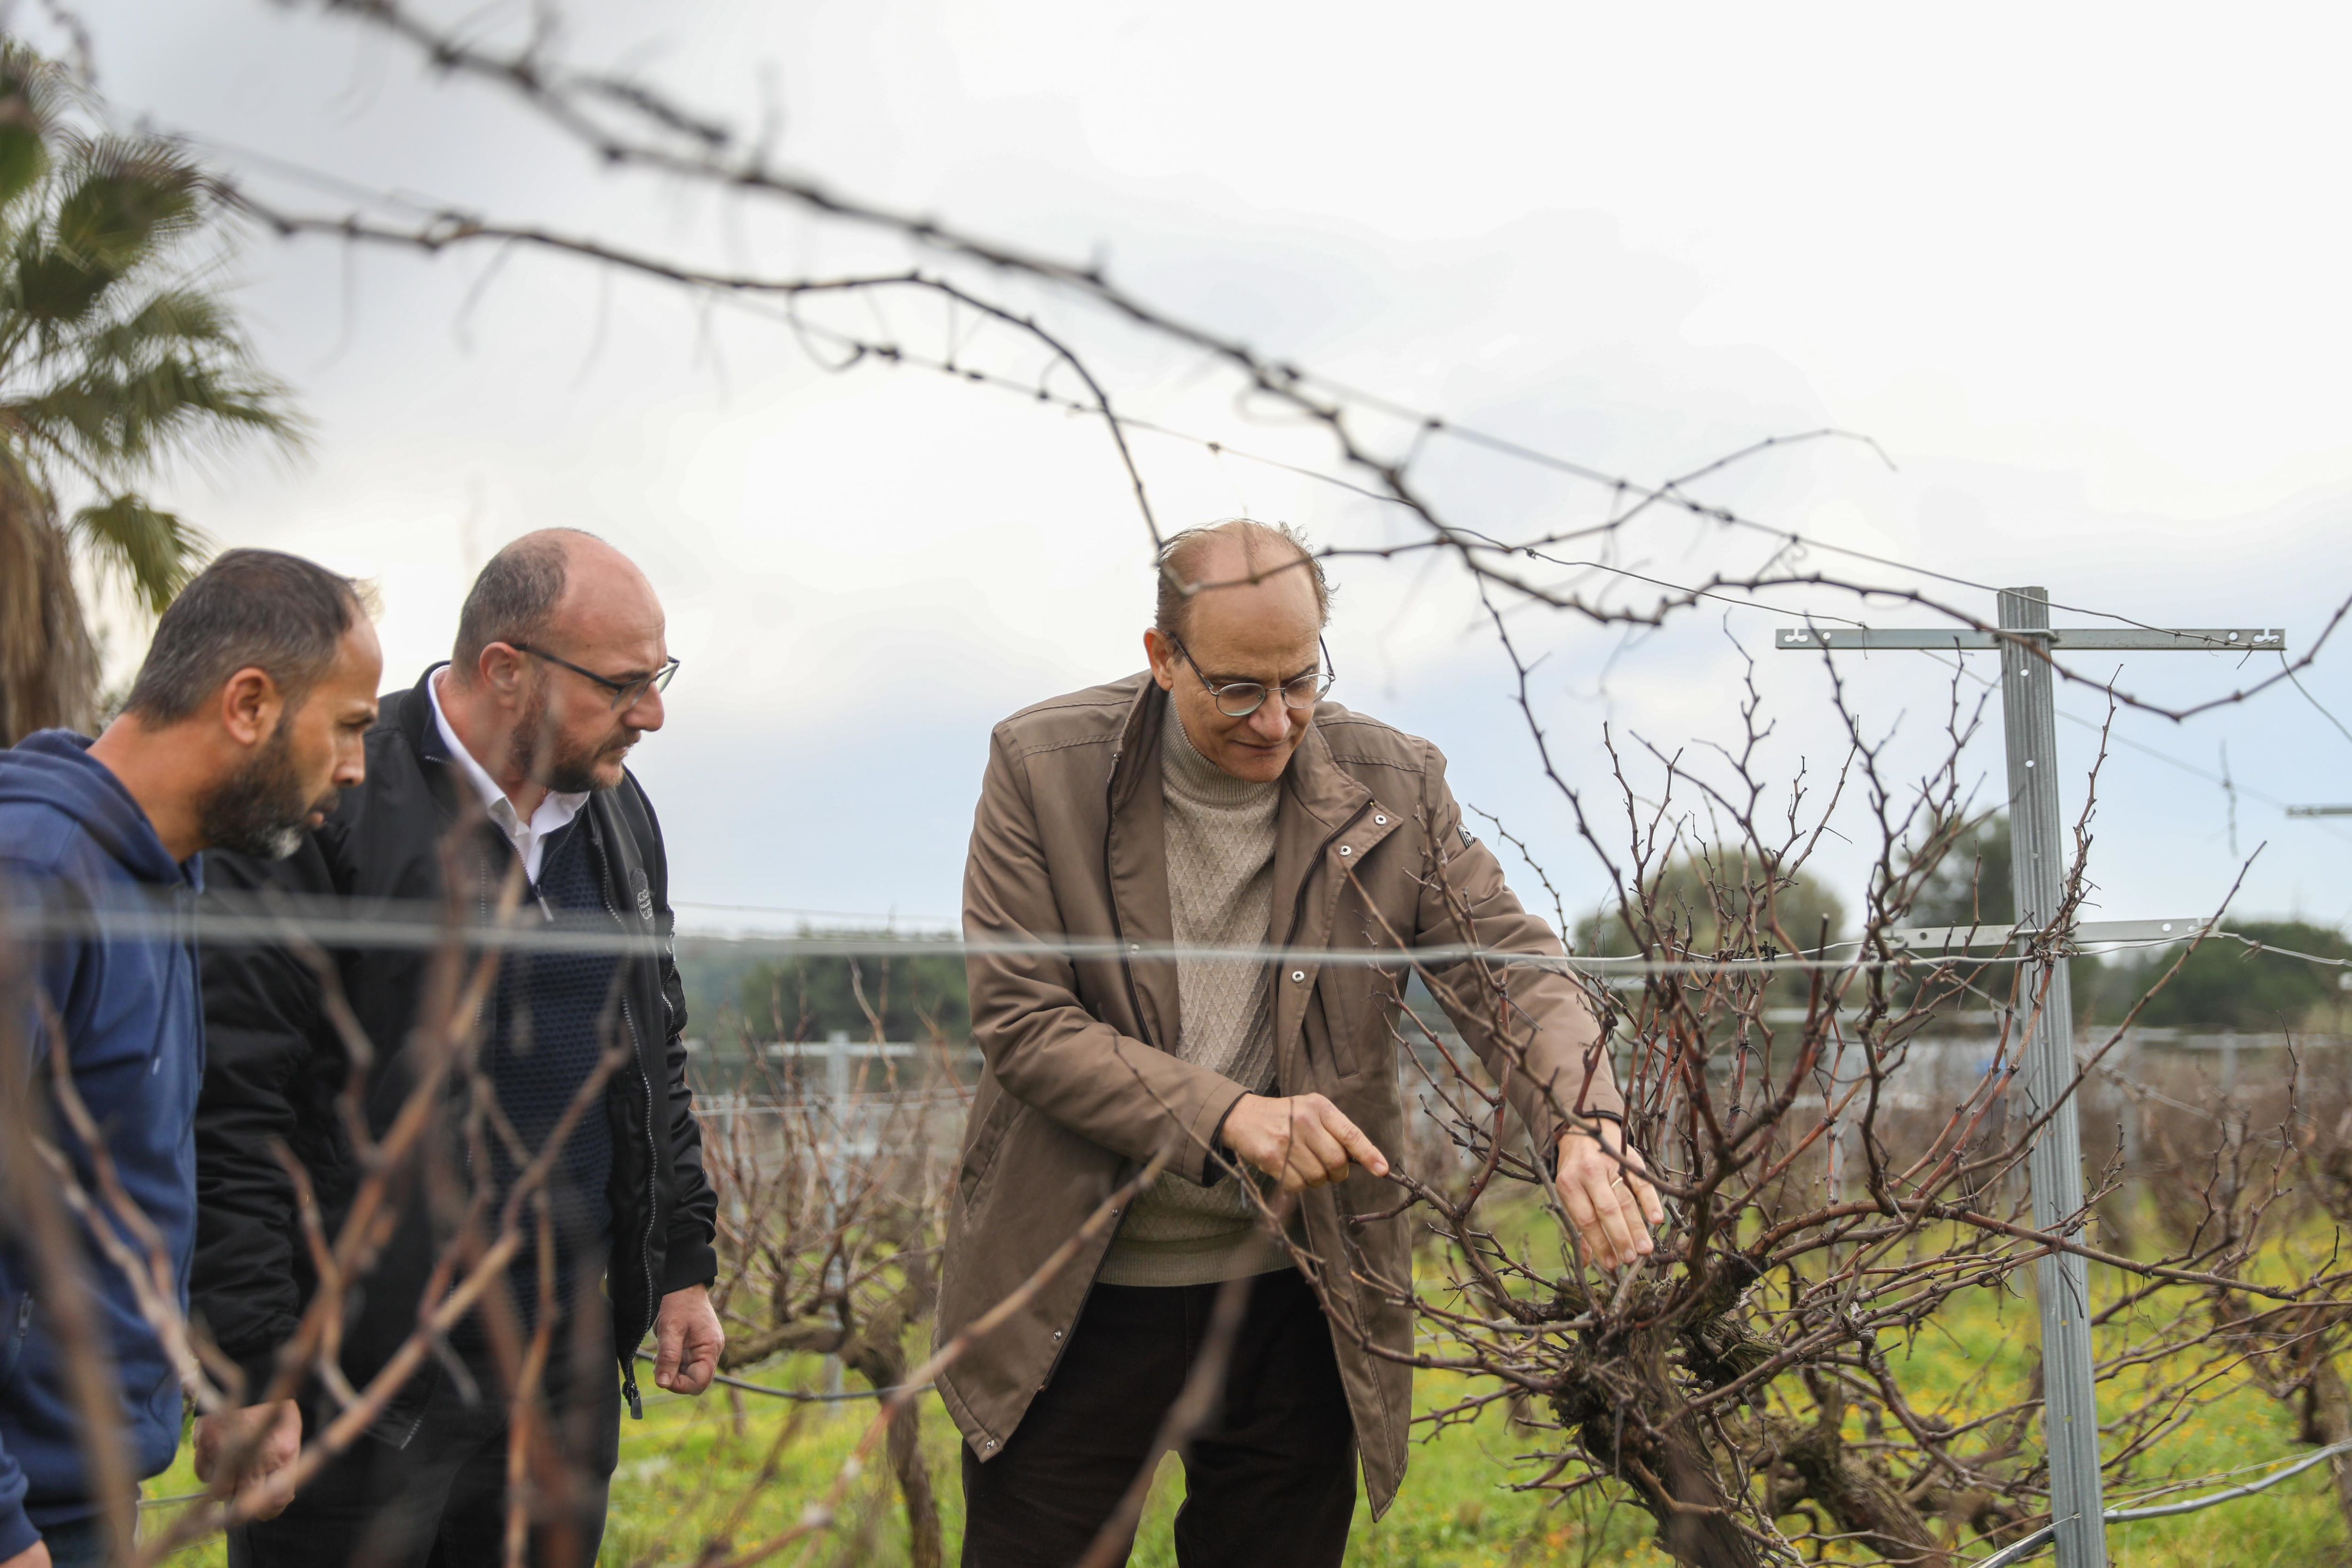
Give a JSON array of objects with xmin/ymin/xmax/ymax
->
[
  {"xmin": 509, "ymin": 643, "xmax": 680, "ymax": 710},
  {"xmin": 1166, "ymin": 633, "xmax": 1335, "ymax": 718}
]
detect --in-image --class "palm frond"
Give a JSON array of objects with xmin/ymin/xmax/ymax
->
[
  {"xmin": 6, "ymin": 344, "xmax": 303, "ymax": 477},
  {"xmin": 68, "ymin": 491, "xmax": 212, "ymax": 615},
  {"xmin": 8, "ymin": 133, "xmax": 210, "ymax": 338},
  {"xmin": 52, "ymin": 134, "xmax": 205, "ymax": 275},
  {"xmin": 90, "ymin": 287, "xmax": 234, "ymax": 358},
  {"xmin": 0, "ymin": 39, "xmax": 303, "ymax": 730},
  {"xmin": 0, "ymin": 42, "xmax": 71, "ymax": 215}
]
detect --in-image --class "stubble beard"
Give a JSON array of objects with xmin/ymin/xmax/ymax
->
[
  {"xmin": 198, "ymin": 718, "xmax": 340, "ymax": 860},
  {"xmin": 511, "ymin": 682, "xmax": 636, "ymax": 796}
]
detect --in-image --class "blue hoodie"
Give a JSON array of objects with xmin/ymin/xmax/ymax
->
[{"xmin": 0, "ymin": 731, "xmax": 203, "ymax": 1558}]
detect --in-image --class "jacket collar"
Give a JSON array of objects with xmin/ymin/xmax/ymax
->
[
  {"xmin": 395, "ymin": 662, "xmax": 447, "ymax": 764},
  {"xmin": 1104, "ymin": 671, "xmax": 1371, "ymax": 828},
  {"xmin": 1280, "ymin": 718, "xmax": 1374, "ymax": 832},
  {"xmin": 388, "ymin": 664, "xmax": 655, "ymax": 931}
]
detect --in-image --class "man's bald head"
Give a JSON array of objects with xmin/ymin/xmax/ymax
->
[
  {"xmin": 451, "ymin": 528, "xmax": 659, "ymax": 684},
  {"xmin": 1153, "ymin": 519, "xmax": 1331, "ymax": 643},
  {"xmin": 441, "ymin": 528, "xmax": 669, "ymax": 796}
]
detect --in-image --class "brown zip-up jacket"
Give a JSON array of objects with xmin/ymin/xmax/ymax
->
[{"xmin": 936, "ymin": 673, "xmax": 1623, "ymax": 1514}]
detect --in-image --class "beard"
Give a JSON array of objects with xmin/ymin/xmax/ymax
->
[
  {"xmin": 510, "ymin": 681, "xmax": 638, "ymax": 796},
  {"xmin": 198, "ymin": 718, "xmax": 341, "ymax": 861}
]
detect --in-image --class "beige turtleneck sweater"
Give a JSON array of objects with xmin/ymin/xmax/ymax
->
[{"xmin": 1096, "ymin": 696, "xmax": 1293, "ymax": 1287}]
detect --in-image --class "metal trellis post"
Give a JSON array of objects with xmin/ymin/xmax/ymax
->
[
  {"xmin": 1777, "ymin": 587, "xmax": 2288, "ymax": 1568},
  {"xmin": 825, "ymin": 1028, "xmax": 850, "ymax": 1397},
  {"xmin": 1998, "ymin": 586, "xmax": 2105, "ymax": 1568}
]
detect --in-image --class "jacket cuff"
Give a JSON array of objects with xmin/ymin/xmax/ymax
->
[
  {"xmin": 236, "ymin": 1351, "xmax": 282, "ymax": 1400},
  {"xmin": 1540, "ymin": 1108, "xmax": 1626, "ymax": 1178},
  {"xmin": 662, "ymin": 1239, "xmax": 718, "ymax": 1294},
  {"xmin": 0, "ymin": 1499, "xmax": 39, "ymax": 1562},
  {"xmin": 214, "ymin": 1320, "xmax": 299, "ymax": 1401},
  {"xmin": 1194, "ymin": 1086, "xmax": 1254, "ymax": 1187}
]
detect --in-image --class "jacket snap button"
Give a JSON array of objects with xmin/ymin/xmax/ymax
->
[
  {"xmin": 1374, "ymin": 814, "xmax": 1387, "ymax": 826},
  {"xmin": 1052, "ymin": 1329, "xmax": 1064, "ymax": 1341},
  {"xmin": 1291, "ymin": 970, "xmax": 1306, "ymax": 983},
  {"xmin": 985, "ymin": 1439, "xmax": 997, "ymax": 1450},
  {"xmin": 1338, "ymin": 845, "xmax": 1352, "ymax": 856}
]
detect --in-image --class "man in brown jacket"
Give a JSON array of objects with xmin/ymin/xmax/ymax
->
[{"xmin": 940, "ymin": 520, "xmax": 1662, "ymax": 1567}]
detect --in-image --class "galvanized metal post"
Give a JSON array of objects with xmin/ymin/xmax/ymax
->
[
  {"xmin": 824, "ymin": 1029, "xmax": 851, "ymax": 1398},
  {"xmin": 2119, "ymin": 1036, "xmax": 2141, "ymax": 1178},
  {"xmin": 1999, "ymin": 586, "xmax": 2109, "ymax": 1568},
  {"xmin": 1780, "ymin": 596, "xmax": 2287, "ymax": 1566}
]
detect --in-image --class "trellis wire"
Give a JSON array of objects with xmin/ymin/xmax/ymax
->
[
  {"xmin": 6, "ymin": 903, "xmax": 2337, "ymax": 974},
  {"xmin": 1976, "ymin": 1441, "xmax": 2352, "ymax": 1566}
]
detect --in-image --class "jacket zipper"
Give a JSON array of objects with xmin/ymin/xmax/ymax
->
[
  {"xmin": 0, "ymin": 1293, "xmax": 32, "ymax": 1393},
  {"xmin": 619, "ymin": 993, "xmax": 656, "ymax": 1421},
  {"xmin": 594, "ymin": 817, "xmax": 660, "ymax": 1421},
  {"xmin": 467, "ymin": 858, "xmax": 491, "ymax": 1184}
]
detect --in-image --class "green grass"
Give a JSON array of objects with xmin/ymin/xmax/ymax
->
[
  {"xmin": 139, "ymin": 1234, "xmax": 2352, "ymax": 1565},
  {"xmin": 141, "ymin": 1328, "xmax": 2351, "ymax": 1565}
]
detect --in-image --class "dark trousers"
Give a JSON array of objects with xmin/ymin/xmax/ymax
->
[
  {"xmin": 227, "ymin": 1360, "xmax": 621, "ymax": 1568},
  {"xmin": 960, "ymin": 1268, "xmax": 1357, "ymax": 1568}
]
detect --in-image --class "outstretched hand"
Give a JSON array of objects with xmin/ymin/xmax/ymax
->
[
  {"xmin": 1555, "ymin": 1120, "xmax": 1665, "ymax": 1270},
  {"xmin": 1220, "ymin": 1092, "xmax": 1389, "ymax": 1191}
]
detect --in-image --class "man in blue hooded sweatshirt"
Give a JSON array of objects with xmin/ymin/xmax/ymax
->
[{"xmin": 0, "ymin": 549, "xmax": 382, "ymax": 1568}]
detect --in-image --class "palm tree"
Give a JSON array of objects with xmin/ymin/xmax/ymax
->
[{"xmin": 0, "ymin": 42, "xmax": 301, "ymax": 743}]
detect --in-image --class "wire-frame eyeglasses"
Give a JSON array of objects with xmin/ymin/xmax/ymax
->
[
  {"xmin": 509, "ymin": 643, "xmax": 680, "ymax": 710},
  {"xmin": 1166, "ymin": 633, "xmax": 1335, "ymax": 718}
]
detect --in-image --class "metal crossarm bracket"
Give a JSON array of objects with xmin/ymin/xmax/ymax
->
[
  {"xmin": 1885, "ymin": 917, "xmax": 2214, "ymax": 952},
  {"xmin": 1776, "ymin": 626, "xmax": 2286, "ymax": 653}
]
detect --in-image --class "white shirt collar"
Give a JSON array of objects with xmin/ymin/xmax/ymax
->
[{"xmin": 428, "ymin": 668, "xmax": 589, "ymax": 884}]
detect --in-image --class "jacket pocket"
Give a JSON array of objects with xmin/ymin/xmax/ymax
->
[
  {"xmin": 957, "ymin": 1093, "xmax": 1027, "ymax": 1210},
  {"xmin": 0, "ymin": 1292, "xmax": 32, "ymax": 1395},
  {"xmin": 1312, "ymin": 985, "xmax": 1367, "ymax": 1082},
  {"xmin": 1316, "ymin": 968, "xmax": 1406, "ymax": 1085}
]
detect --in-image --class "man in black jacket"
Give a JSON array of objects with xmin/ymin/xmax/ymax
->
[{"xmin": 191, "ymin": 531, "xmax": 723, "ymax": 1568}]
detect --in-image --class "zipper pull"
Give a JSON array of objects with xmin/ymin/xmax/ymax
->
[{"xmin": 622, "ymin": 1361, "xmax": 643, "ymax": 1419}]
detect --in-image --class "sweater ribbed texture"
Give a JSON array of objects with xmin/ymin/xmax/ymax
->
[{"xmin": 1098, "ymin": 697, "xmax": 1292, "ymax": 1286}]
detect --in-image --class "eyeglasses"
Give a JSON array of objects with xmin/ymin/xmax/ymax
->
[
  {"xmin": 1166, "ymin": 633, "xmax": 1335, "ymax": 718},
  {"xmin": 508, "ymin": 643, "xmax": 680, "ymax": 710}
]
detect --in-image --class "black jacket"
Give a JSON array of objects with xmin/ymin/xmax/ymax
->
[{"xmin": 191, "ymin": 667, "xmax": 718, "ymax": 1417}]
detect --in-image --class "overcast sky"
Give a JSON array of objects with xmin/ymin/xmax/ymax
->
[{"xmin": 34, "ymin": 0, "xmax": 2352, "ymax": 938}]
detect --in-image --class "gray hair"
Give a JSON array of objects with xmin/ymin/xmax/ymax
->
[
  {"xmin": 1153, "ymin": 519, "xmax": 1331, "ymax": 641},
  {"xmin": 124, "ymin": 549, "xmax": 364, "ymax": 725},
  {"xmin": 451, "ymin": 530, "xmax": 598, "ymax": 678}
]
